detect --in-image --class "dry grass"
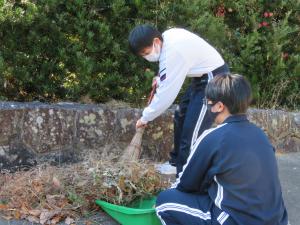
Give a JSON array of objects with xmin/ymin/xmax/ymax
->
[
  {"xmin": 257, "ymin": 78, "xmax": 300, "ymax": 111},
  {"xmin": 0, "ymin": 158, "xmax": 169, "ymax": 224}
]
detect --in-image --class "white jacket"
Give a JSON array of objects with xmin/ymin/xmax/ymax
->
[{"xmin": 141, "ymin": 28, "xmax": 225, "ymax": 123}]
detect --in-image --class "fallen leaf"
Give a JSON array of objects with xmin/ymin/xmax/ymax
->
[
  {"xmin": 14, "ymin": 210, "xmax": 21, "ymax": 220},
  {"xmin": 77, "ymin": 180, "xmax": 88, "ymax": 187},
  {"xmin": 46, "ymin": 195, "xmax": 57, "ymax": 206},
  {"xmin": 28, "ymin": 209, "xmax": 41, "ymax": 217},
  {"xmin": 0, "ymin": 204, "xmax": 8, "ymax": 210},
  {"xmin": 27, "ymin": 215, "xmax": 40, "ymax": 223},
  {"xmin": 51, "ymin": 215, "xmax": 62, "ymax": 224},
  {"xmin": 40, "ymin": 209, "xmax": 61, "ymax": 224},
  {"xmin": 57, "ymin": 198, "xmax": 69, "ymax": 208},
  {"xmin": 32, "ymin": 180, "xmax": 43, "ymax": 193},
  {"xmin": 118, "ymin": 176, "xmax": 126, "ymax": 191},
  {"xmin": 65, "ymin": 216, "xmax": 75, "ymax": 225},
  {"xmin": 1, "ymin": 215, "xmax": 13, "ymax": 220},
  {"xmin": 52, "ymin": 177, "xmax": 61, "ymax": 188},
  {"xmin": 20, "ymin": 204, "xmax": 29, "ymax": 215}
]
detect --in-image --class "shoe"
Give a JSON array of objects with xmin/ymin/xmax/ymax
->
[
  {"xmin": 155, "ymin": 161, "xmax": 177, "ymax": 175},
  {"xmin": 168, "ymin": 158, "xmax": 177, "ymax": 167}
]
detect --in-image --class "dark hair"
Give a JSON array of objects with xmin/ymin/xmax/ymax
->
[
  {"xmin": 128, "ymin": 24, "xmax": 163, "ymax": 55},
  {"xmin": 205, "ymin": 74, "xmax": 252, "ymax": 114}
]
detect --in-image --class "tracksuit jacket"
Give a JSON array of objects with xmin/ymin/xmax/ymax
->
[{"xmin": 157, "ymin": 115, "xmax": 288, "ymax": 225}]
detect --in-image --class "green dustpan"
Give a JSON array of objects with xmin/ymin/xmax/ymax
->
[{"xmin": 95, "ymin": 197, "xmax": 162, "ymax": 225}]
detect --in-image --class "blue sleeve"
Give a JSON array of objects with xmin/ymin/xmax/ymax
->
[{"xmin": 172, "ymin": 128, "xmax": 221, "ymax": 193}]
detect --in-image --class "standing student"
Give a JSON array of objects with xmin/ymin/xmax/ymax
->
[
  {"xmin": 128, "ymin": 24, "xmax": 229, "ymax": 175},
  {"xmin": 156, "ymin": 74, "xmax": 288, "ymax": 225}
]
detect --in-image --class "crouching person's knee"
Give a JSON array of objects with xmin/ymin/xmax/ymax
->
[
  {"xmin": 155, "ymin": 188, "xmax": 178, "ymax": 225},
  {"xmin": 156, "ymin": 188, "xmax": 177, "ymax": 207}
]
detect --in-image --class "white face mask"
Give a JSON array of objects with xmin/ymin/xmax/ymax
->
[{"xmin": 143, "ymin": 42, "xmax": 161, "ymax": 62}]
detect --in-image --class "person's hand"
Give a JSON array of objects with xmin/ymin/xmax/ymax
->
[{"xmin": 136, "ymin": 118, "xmax": 147, "ymax": 129}]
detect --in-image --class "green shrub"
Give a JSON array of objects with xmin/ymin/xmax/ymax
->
[{"xmin": 0, "ymin": 0, "xmax": 299, "ymax": 109}]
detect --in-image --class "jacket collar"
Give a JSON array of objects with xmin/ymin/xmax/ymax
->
[{"xmin": 223, "ymin": 114, "xmax": 248, "ymax": 124}]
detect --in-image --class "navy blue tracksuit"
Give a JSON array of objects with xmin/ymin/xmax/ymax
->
[
  {"xmin": 156, "ymin": 115, "xmax": 288, "ymax": 225},
  {"xmin": 171, "ymin": 64, "xmax": 230, "ymax": 175}
]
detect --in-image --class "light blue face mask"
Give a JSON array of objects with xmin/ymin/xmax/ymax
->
[{"xmin": 143, "ymin": 42, "xmax": 161, "ymax": 62}]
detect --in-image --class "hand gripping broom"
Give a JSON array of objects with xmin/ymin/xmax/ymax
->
[{"xmin": 119, "ymin": 82, "xmax": 156, "ymax": 162}]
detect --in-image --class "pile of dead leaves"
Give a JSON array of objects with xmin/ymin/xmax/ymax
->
[{"xmin": 0, "ymin": 160, "xmax": 170, "ymax": 224}]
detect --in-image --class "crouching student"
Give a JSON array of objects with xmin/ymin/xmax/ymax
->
[{"xmin": 156, "ymin": 74, "xmax": 288, "ymax": 225}]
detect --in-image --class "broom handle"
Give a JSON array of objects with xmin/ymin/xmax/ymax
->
[
  {"xmin": 147, "ymin": 79, "xmax": 157, "ymax": 105},
  {"xmin": 137, "ymin": 80, "xmax": 156, "ymax": 132}
]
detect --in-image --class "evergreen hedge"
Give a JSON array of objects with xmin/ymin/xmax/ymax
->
[{"xmin": 0, "ymin": 0, "xmax": 299, "ymax": 109}]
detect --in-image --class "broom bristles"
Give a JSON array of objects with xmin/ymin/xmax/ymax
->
[
  {"xmin": 119, "ymin": 85, "xmax": 156, "ymax": 162},
  {"xmin": 120, "ymin": 127, "xmax": 145, "ymax": 161}
]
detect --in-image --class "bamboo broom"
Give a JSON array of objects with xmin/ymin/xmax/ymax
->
[{"xmin": 119, "ymin": 82, "xmax": 156, "ymax": 162}]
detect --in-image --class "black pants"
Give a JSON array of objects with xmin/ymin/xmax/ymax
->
[{"xmin": 170, "ymin": 64, "xmax": 230, "ymax": 175}]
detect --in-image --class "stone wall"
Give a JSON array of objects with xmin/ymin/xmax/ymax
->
[{"xmin": 0, "ymin": 102, "xmax": 299, "ymax": 171}]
